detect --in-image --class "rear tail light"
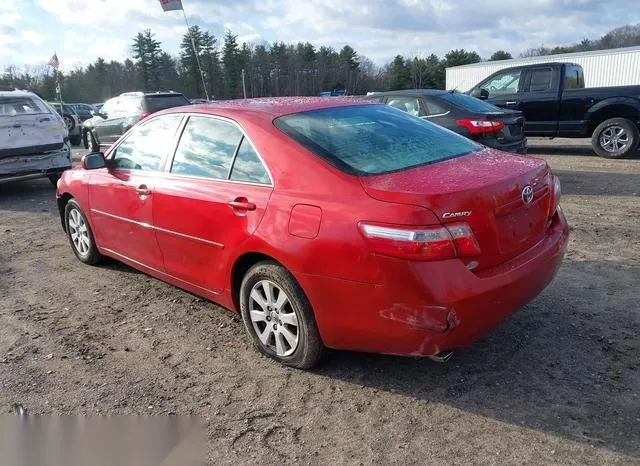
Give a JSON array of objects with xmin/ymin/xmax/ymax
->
[
  {"xmin": 550, "ymin": 175, "xmax": 561, "ymax": 216},
  {"xmin": 359, "ymin": 222, "xmax": 480, "ymax": 261},
  {"xmin": 456, "ymin": 119, "xmax": 505, "ymax": 135},
  {"xmin": 141, "ymin": 112, "xmax": 151, "ymax": 119}
]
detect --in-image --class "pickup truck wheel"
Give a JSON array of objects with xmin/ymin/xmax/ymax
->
[{"xmin": 592, "ymin": 118, "xmax": 640, "ymax": 159}]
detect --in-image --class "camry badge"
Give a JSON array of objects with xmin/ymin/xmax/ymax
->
[
  {"xmin": 442, "ymin": 211, "xmax": 472, "ymax": 219},
  {"xmin": 522, "ymin": 185, "xmax": 534, "ymax": 205}
]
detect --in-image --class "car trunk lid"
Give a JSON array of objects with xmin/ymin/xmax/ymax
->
[
  {"xmin": 359, "ymin": 149, "xmax": 552, "ymax": 270},
  {"xmin": 0, "ymin": 113, "xmax": 65, "ymax": 158}
]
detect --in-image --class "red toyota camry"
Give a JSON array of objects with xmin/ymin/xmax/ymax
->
[{"xmin": 56, "ymin": 98, "xmax": 568, "ymax": 369}]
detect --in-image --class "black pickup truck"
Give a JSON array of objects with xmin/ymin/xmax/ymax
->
[{"xmin": 468, "ymin": 62, "xmax": 640, "ymax": 158}]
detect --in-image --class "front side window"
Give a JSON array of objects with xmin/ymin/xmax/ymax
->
[
  {"xmin": 528, "ymin": 68, "xmax": 553, "ymax": 92},
  {"xmin": 275, "ymin": 104, "xmax": 480, "ymax": 176},
  {"xmin": 111, "ymin": 115, "xmax": 183, "ymax": 171},
  {"xmin": 230, "ymin": 137, "xmax": 271, "ymax": 185},
  {"xmin": 171, "ymin": 116, "xmax": 243, "ymax": 179},
  {"xmin": 387, "ymin": 97, "xmax": 423, "ymax": 117},
  {"xmin": 482, "ymin": 70, "xmax": 522, "ymax": 97}
]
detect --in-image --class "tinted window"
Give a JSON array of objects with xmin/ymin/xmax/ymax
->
[
  {"xmin": 171, "ymin": 116, "xmax": 242, "ymax": 179},
  {"xmin": 439, "ymin": 93, "xmax": 504, "ymax": 112},
  {"xmin": 387, "ymin": 97, "xmax": 423, "ymax": 117},
  {"xmin": 144, "ymin": 94, "xmax": 190, "ymax": 113},
  {"xmin": 112, "ymin": 115, "xmax": 183, "ymax": 171},
  {"xmin": 423, "ymin": 98, "xmax": 448, "ymax": 115},
  {"xmin": 528, "ymin": 68, "xmax": 553, "ymax": 92},
  {"xmin": 482, "ymin": 69, "xmax": 521, "ymax": 97},
  {"xmin": 230, "ymin": 137, "xmax": 271, "ymax": 185},
  {"xmin": 564, "ymin": 65, "xmax": 585, "ymax": 90},
  {"xmin": 275, "ymin": 105, "xmax": 480, "ymax": 176},
  {"xmin": 0, "ymin": 97, "xmax": 49, "ymax": 115}
]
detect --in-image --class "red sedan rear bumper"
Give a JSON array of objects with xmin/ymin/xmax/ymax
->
[{"xmin": 299, "ymin": 208, "xmax": 569, "ymax": 357}]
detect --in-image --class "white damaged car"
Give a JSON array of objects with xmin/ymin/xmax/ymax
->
[{"xmin": 0, "ymin": 90, "xmax": 72, "ymax": 186}]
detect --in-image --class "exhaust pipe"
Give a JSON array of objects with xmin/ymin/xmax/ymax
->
[{"xmin": 428, "ymin": 350, "xmax": 454, "ymax": 363}]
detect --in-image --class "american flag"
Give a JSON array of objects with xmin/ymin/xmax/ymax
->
[
  {"xmin": 48, "ymin": 53, "xmax": 60, "ymax": 70},
  {"xmin": 158, "ymin": 0, "xmax": 183, "ymax": 11}
]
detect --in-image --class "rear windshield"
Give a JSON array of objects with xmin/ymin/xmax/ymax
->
[
  {"xmin": 275, "ymin": 104, "xmax": 481, "ymax": 175},
  {"xmin": 439, "ymin": 92, "xmax": 504, "ymax": 113},
  {"xmin": 0, "ymin": 97, "xmax": 50, "ymax": 115},
  {"xmin": 144, "ymin": 94, "xmax": 190, "ymax": 113}
]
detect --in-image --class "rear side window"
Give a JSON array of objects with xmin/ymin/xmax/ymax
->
[
  {"xmin": 0, "ymin": 97, "xmax": 49, "ymax": 115},
  {"xmin": 145, "ymin": 95, "xmax": 190, "ymax": 113},
  {"xmin": 230, "ymin": 137, "xmax": 271, "ymax": 185},
  {"xmin": 275, "ymin": 105, "xmax": 480, "ymax": 176},
  {"xmin": 439, "ymin": 93, "xmax": 503, "ymax": 113},
  {"xmin": 564, "ymin": 65, "xmax": 585, "ymax": 90},
  {"xmin": 171, "ymin": 116, "xmax": 242, "ymax": 179},
  {"xmin": 387, "ymin": 97, "xmax": 423, "ymax": 117}
]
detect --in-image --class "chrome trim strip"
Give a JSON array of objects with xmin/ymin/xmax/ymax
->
[
  {"xmin": 100, "ymin": 247, "xmax": 220, "ymax": 295},
  {"xmin": 91, "ymin": 208, "xmax": 224, "ymax": 249},
  {"xmin": 422, "ymin": 111, "xmax": 450, "ymax": 118}
]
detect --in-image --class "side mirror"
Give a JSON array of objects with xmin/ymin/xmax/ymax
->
[
  {"xmin": 471, "ymin": 88, "xmax": 489, "ymax": 100},
  {"xmin": 81, "ymin": 152, "xmax": 106, "ymax": 170},
  {"xmin": 90, "ymin": 110, "xmax": 98, "ymax": 116}
]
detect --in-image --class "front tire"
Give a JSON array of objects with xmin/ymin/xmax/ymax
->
[
  {"xmin": 70, "ymin": 135, "xmax": 81, "ymax": 146},
  {"xmin": 240, "ymin": 261, "xmax": 323, "ymax": 369},
  {"xmin": 64, "ymin": 199, "xmax": 101, "ymax": 265},
  {"xmin": 592, "ymin": 118, "xmax": 639, "ymax": 159}
]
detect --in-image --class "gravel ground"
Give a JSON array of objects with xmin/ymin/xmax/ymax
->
[{"xmin": 0, "ymin": 139, "xmax": 639, "ymax": 465}]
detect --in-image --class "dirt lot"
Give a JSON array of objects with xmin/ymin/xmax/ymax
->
[{"xmin": 1, "ymin": 139, "xmax": 638, "ymax": 465}]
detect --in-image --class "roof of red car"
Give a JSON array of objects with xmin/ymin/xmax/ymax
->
[{"xmin": 187, "ymin": 96, "xmax": 372, "ymax": 118}]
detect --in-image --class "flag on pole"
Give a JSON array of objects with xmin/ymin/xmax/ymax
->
[
  {"xmin": 158, "ymin": 0, "xmax": 183, "ymax": 11},
  {"xmin": 48, "ymin": 53, "xmax": 60, "ymax": 69}
]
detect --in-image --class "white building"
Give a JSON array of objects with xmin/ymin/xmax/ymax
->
[{"xmin": 446, "ymin": 46, "xmax": 640, "ymax": 91}]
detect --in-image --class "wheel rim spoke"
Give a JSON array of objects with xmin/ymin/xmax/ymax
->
[
  {"xmin": 249, "ymin": 310, "xmax": 266, "ymax": 323},
  {"xmin": 262, "ymin": 281, "xmax": 275, "ymax": 305},
  {"xmin": 279, "ymin": 325, "xmax": 297, "ymax": 348},
  {"xmin": 274, "ymin": 292, "xmax": 288, "ymax": 311},
  {"xmin": 279, "ymin": 312, "xmax": 298, "ymax": 326},
  {"xmin": 274, "ymin": 332, "xmax": 286, "ymax": 356},
  {"xmin": 250, "ymin": 289, "xmax": 268, "ymax": 312},
  {"xmin": 258, "ymin": 326, "xmax": 272, "ymax": 345}
]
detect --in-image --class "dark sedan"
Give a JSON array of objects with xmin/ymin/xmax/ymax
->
[{"xmin": 364, "ymin": 90, "xmax": 527, "ymax": 153}]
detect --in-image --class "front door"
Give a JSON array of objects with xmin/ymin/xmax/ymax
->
[
  {"xmin": 88, "ymin": 114, "xmax": 184, "ymax": 270},
  {"xmin": 153, "ymin": 115, "xmax": 273, "ymax": 293}
]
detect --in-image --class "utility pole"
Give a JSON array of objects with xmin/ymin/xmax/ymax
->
[{"xmin": 241, "ymin": 69, "xmax": 247, "ymax": 99}]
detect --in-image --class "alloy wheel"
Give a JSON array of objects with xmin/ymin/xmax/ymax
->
[
  {"xmin": 600, "ymin": 125, "xmax": 629, "ymax": 153},
  {"xmin": 68, "ymin": 208, "xmax": 91, "ymax": 257},
  {"xmin": 63, "ymin": 115, "xmax": 74, "ymax": 130},
  {"xmin": 248, "ymin": 280, "xmax": 299, "ymax": 357}
]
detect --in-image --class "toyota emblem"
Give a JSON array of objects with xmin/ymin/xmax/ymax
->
[{"xmin": 522, "ymin": 185, "xmax": 534, "ymax": 205}]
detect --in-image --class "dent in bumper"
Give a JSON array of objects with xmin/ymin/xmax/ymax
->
[{"xmin": 0, "ymin": 145, "xmax": 72, "ymax": 177}]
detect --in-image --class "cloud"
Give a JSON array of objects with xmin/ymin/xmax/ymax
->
[{"xmin": 1, "ymin": 0, "xmax": 637, "ymax": 70}]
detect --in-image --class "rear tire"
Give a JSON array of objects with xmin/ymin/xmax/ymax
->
[
  {"xmin": 48, "ymin": 174, "xmax": 60, "ymax": 187},
  {"xmin": 592, "ymin": 118, "xmax": 639, "ymax": 159},
  {"xmin": 240, "ymin": 261, "xmax": 323, "ymax": 369},
  {"xmin": 70, "ymin": 135, "xmax": 81, "ymax": 146},
  {"xmin": 64, "ymin": 199, "xmax": 101, "ymax": 265}
]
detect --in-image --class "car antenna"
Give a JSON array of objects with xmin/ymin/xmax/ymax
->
[{"xmin": 450, "ymin": 80, "xmax": 464, "ymax": 93}]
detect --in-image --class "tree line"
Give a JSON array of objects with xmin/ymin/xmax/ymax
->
[{"xmin": 1, "ymin": 23, "xmax": 638, "ymax": 102}]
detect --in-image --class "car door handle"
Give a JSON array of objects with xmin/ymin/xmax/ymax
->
[
  {"xmin": 505, "ymin": 101, "xmax": 518, "ymax": 106},
  {"xmin": 135, "ymin": 185, "xmax": 152, "ymax": 196},
  {"xmin": 228, "ymin": 198, "xmax": 256, "ymax": 211}
]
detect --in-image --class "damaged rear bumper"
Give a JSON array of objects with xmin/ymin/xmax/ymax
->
[{"xmin": 0, "ymin": 143, "xmax": 72, "ymax": 184}]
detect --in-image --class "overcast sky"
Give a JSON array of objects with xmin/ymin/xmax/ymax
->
[{"xmin": 1, "ymin": 0, "xmax": 638, "ymax": 71}]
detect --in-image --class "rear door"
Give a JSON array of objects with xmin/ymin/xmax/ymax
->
[
  {"xmin": 517, "ymin": 66, "xmax": 561, "ymax": 136},
  {"xmin": 153, "ymin": 114, "xmax": 273, "ymax": 293},
  {"xmin": 88, "ymin": 114, "xmax": 184, "ymax": 270}
]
